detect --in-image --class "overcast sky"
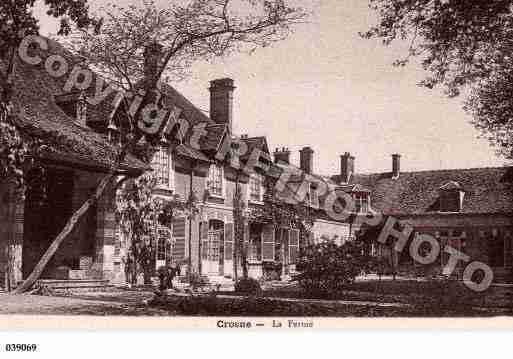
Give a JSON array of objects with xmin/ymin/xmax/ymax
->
[{"xmin": 34, "ymin": 0, "xmax": 508, "ymax": 175}]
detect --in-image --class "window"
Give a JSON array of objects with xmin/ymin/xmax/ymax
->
[
  {"xmin": 157, "ymin": 227, "xmax": 172, "ymax": 261},
  {"xmin": 440, "ymin": 190, "xmax": 461, "ymax": 212},
  {"xmin": 488, "ymin": 229, "xmax": 505, "ymax": 267},
  {"xmin": 151, "ymin": 146, "xmax": 172, "ymax": 188},
  {"xmin": 249, "ymin": 173, "xmax": 264, "ymax": 202},
  {"xmin": 208, "ymin": 164, "xmax": 224, "ymax": 197},
  {"xmin": 354, "ymin": 193, "xmax": 369, "ymax": 213},
  {"xmin": 309, "ymin": 184, "xmax": 319, "ymax": 208},
  {"xmin": 248, "ymin": 224, "xmax": 263, "ymax": 261},
  {"xmin": 274, "ymin": 228, "xmax": 283, "ymax": 262}
]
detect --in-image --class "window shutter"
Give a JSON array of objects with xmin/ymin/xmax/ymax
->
[
  {"xmin": 283, "ymin": 229, "xmax": 290, "ymax": 265},
  {"xmin": 308, "ymin": 230, "xmax": 315, "ymax": 245},
  {"xmin": 243, "ymin": 222, "xmax": 250, "ymax": 255},
  {"xmin": 172, "ymin": 218, "xmax": 186, "ymax": 260},
  {"xmin": 200, "ymin": 221, "xmax": 208, "ymax": 259},
  {"xmin": 262, "ymin": 224, "xmax": 275, "ymax": 261},
  {"xmin": 224, "ymin": 222, "xmax": 234, "ymax": 261},
  {"xmin": 289, "ymin": 229, "xmax": 300, "ymax": 263}
]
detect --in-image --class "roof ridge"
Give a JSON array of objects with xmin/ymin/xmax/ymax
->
[{"xmin": 352, "ymin": 165, "xmax": 512, "ymax": 177}]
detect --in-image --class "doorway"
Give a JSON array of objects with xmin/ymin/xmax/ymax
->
[
  {"xmin": 202, "ymin": 220, "xmax": 224, "ymax": 275},
  {"xmin": 22, "ymin": 167, "xmax": 74, "ymax": 279}
]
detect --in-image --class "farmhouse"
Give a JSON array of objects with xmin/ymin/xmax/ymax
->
[
  {"xmin": 0, "ymin": 37, "xmax": 351, "ymax": 289},
  {"xmin": 331, "ymin": 153, "xmax": 513, "ymax": 283}
]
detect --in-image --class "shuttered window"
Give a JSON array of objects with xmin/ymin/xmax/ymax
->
[
  {"xmin": 224, "ymin": 222, "xmax": 234, "ymax": 261},
  {"xmin": 262, "ymin": 225, "xmax": 275, "ymax": 261},
  {"xmin": 172, "ymin": 218, "xmax": 186, "ymax": 260},
  {"xmin": 157, "ymin": 226, "xmax": 172, "ymax": 261},
  {"xmin": 289, "ymin": 229, "xmax": 300, "ymax": 263},
  {"xmin": 249, "ymin": 228, "xmax": 262, "ymax": 261}
]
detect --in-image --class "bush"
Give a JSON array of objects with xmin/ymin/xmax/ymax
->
[
  {"xmin": 294, "ymin": 240, "xmax": 372, "ymax": 296},
  {"xmin": 235, "ymin": 278, "xmax": 262, "ymax": 296},
  {"xmin": 186, "ymin": 272, "xmax": 208, "ymax": 290}
]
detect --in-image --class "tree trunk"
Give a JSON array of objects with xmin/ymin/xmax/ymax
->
[
  {"xmin": 5, "ymin": 245, "xmax": 15, "ymax": 292},
  {"xmin": 13, "ymin": 173, "xmax": 114, "ymax": 294},
  {"xmin": 241, "ymin": 226, "xmax": 248, "ymax": 279},
  {"xmin": 233, "ymin": 241, "xmax": 238, "ymax": 283}
]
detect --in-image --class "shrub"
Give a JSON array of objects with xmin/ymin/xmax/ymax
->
[
  {"xmin": 235, "ymin": 278, "xmax": 262, "ymax": 296},
  {"xmin": 294, "ymin": 240, "xmax": 372, "ymax": 296},
  {"xmin": 186, "ymin": 272, "xmax": 208, "ymax": 290}
]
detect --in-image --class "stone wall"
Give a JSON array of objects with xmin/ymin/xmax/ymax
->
[{"xmin": 0, "ymin": 181, "xmax": 24, "ymax": 288}]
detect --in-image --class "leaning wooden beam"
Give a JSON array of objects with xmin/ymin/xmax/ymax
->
[{"xmin": 13, "ymin": 173, "xmax": 114, "ymax": 294}]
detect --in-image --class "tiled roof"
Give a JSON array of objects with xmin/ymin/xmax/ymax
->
[
  {"xmin": 6, "ymin": 40, "xmax": 149, "ymax": 174},
  {"xmin": 200, "ymin": 124, "xmax": 227, "ymax": 152},
  {"xmin": 159, "ymin": 83, "xmax": 212, "ymax": 127},
  {"xmin": 241, "ymin": 136, "xmax": 270, "ymax": 158},
  {"xmin": 336, "ymin": 167, "xmax": 513, "ymax": 216},
  {"xmin": 175, "ymin": 144, "xmax": 211, "ymax": 162},
  {"xmin": 6, "ymin": 36, "xmax": 224, "ymax": 172}
]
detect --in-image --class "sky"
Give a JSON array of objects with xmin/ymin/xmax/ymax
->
[{"xmin": 33, "ymin": 0, "xmax": 508, "ymax": 175}]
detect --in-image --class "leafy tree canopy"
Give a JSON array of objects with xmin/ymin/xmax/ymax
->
[
  {"xmin": 68, "ymin": 0, "xmax": 307, "ymax": 91},
  {"xmin": 363, "ymin": 0, "xmax": 513, "ymax": 159}
]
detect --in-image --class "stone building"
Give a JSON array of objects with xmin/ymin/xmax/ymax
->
[
  {"xmin": 144, "ymin": 77, "xmax": 351, "ymax": 283},
  {"xmin": 0, "ymin": 39, "xmax": 148, "ymax": 288},
  {"xmin": 332, "ymin": 153, "xmax": 513, "ymax": 283}
]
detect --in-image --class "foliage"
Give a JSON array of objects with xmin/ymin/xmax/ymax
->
[
  {"xmin": 355, "ymin": 216, "xmax": 409, "ymax": 278},
  {"xmin": 0, "ymin": 0, "xmax": 97, "ymax": 187},
  {"xmin": 150, "ymin": 294, "xmax": 359, "ymax": 317},
  {"xmin": 184, "ymin": 272, "xmax": 209, "ymax": 290},
  {"xmin": 363, "ymin": 0, "xmax": 513, "ymax": 159},
  {"xmin": 294, "ymin": 240, "xmax": 373, "ymax": 295},
  {"xmin": 116, "ymin": 173, "xmax": 189, "ymax": 284},
  {"xmin": 68, "ymin": 0, "xmax": 307, "ymax": 91},
  {"xmin": 234, "ymin": 277, "xmax": 262, "ymax": 296},
  {"xmin": 0, "ymin": 111, "xmax": 29, "ymax": 185},
  {"xmin": 233, "ymin": 178, "xmax": 246, "ymax": 279},
  {"xmin": 0, "ymin": 0, "xmax": 97, "ymax": 56},
  {"xmin": 6, "ymin": 0, "xmax": 305, "ymax": 292}
]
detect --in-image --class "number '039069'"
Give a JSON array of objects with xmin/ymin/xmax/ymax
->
[{"xmin": 5, "ymin": 344, "xmax": 37, "ymax": 352}]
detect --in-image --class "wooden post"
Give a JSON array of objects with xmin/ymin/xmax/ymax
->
[{"xmin": 13, "ymin": 174, "xmax": 114, "ymax": 294}]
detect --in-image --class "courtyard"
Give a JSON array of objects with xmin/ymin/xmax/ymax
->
[{"xmin": 0, "ymin": 279, "xmax": 511, "ymax": 317}]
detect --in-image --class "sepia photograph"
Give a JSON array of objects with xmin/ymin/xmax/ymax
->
[{"xmin": 0, "ymin": 0, "xmax": 512, "ymax": 332}]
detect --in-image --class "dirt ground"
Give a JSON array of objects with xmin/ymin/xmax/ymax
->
[{"xmin": 0, "ymin": 289, "xmax": 163, "ymax": 316}]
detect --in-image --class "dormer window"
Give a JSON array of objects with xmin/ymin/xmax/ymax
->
[
  {"xmin": 151, "ymin": 146, "xmax": 173, "ymax": 189},
  {"xmin": 439, "ymin": 181, "xmax": 464, "ymax": 213},
  {"xmin": 309, "ymin": 184, "xmax": 319, "ymax": 208},
  {"xmin": 354, "ymin": 192, "xmax": 370, "ymax": 213}
]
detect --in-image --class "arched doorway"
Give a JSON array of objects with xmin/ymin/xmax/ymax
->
[{"xmin": 202, "ymin": 219, "xmax": 224, "ymax": 275}]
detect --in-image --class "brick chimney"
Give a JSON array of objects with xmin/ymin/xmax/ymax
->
[
  {"xmin": 143, "ymin": 41, "xmax": 163, "ymax": 92},
  {"xmin": 273, "ymin": 147, "xmax": 290, "ymax": 164},
  {"xmin": 209, "ymin": 78, "xmax": 235, "ymax": 133},
  {"xmin": 340, "ymin": 152, "xmax": 355, "ymax": 183},
  {"xmin": 392, "ymin": 154, "xmax": 401, "ymax": 178},
  {"xmin": 299, "ymin": 146, "xmax": 314, "ymax": 174}
]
